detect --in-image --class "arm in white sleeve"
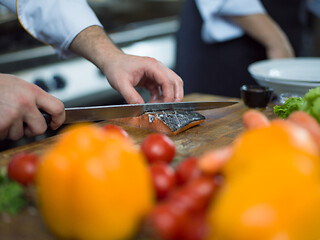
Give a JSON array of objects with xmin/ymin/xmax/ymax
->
[
  {"xmin": 195, "ymin": 0, "xmax": 265, "ymax": 43},
  {"xmin": 15, "ymin": 0, "xmax": 103, "ymax": 58}
]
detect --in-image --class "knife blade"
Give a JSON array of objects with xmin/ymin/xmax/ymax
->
[{"xmin": 43, "ymin": 101, "xmax": 238, "ymax": 125}]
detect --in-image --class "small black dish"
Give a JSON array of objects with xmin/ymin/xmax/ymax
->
[{"xmin": 240, "ymin": 85, "xmax": 273, "ymax": 108}]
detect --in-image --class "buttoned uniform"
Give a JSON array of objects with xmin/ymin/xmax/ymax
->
[
  {"xmin": 0, "ymin": 0, "xmax": 102, "ymax": 58},
  {"xmin": 175, "ymin": 0, "xmax": 305, "ymax": 98}
]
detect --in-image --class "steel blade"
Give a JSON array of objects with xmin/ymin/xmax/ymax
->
[{"xmin": 64, "ymin": 101, "xmax": 238, "ymax": 123}]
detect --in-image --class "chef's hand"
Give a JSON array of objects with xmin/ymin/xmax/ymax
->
[
  {"xmin": 265, "ymin": 41, "xmax": 294, "ymax": 59},
  {"xmin": 0, "ymin": 74, "xmax": 65, "ymax": 140},
  {"xmin": 101, "ymin": 52, "xmax": 184, "ymax": 104},
  {"xmin": 69, "ymin": 26, "xmax": 184, "ymax": 104}
]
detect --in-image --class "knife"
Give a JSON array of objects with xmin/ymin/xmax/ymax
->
[{"xmin": 43, "ymin": 101, "xmax": 238, "ymax": 125}]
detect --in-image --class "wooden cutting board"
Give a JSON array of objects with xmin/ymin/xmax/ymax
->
[{"xmin": 0, "ymin": 93, "xmax": 277, "ymax": 239}]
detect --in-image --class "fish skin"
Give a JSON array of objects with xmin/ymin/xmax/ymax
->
[
  {"xmin": 148, "ymin": 111, "xmax": 205, "ymax": 132},
  {"xmin": 111, "ymin": 110, "xmax": 205, "ymax": 135}
]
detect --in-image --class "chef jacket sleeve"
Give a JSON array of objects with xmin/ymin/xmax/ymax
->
[
  {"xmin": 195, "ymin": 0, "xmax": 266, "ymax": 43},
  {"xmin": 14, "ymin": 0, "xmax": 103, "ymax": 58}
]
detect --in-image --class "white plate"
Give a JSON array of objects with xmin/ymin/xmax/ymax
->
[
  {"xmin": 248, "ymin": 58, "xmax": 320, "ymax": 95},
  {"xmin": 248, "ymin": 57, "xmax": 320, "ymax": 83},
  {"xmin": 255, "ymin": 78, "xmax": 319, "ymax": 96}
]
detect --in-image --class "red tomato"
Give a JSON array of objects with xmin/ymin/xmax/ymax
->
[
  {"xmin": 7, "ymin": 152, "xmax": 39, "ymax": 186},
  {"xmin": 150, "ymin": 162, "xmax": 176, "ymax": 200},
  {"xmin": 177, "ymin": 213, "xmax": 209, "ymax": 240},
  {"xmin": 169, "ymin": 176, "xmax": 222, "ymax": 215},
  {"xmin": 102, "ymin": 124, "xmax": 129, "ymax": 139},
  {"xmin": 176, "ymin": 156, "xmax": 202, "ymax": 185},
  {"xmin": 184, "ymin": 177, "xmax": 217, "ymax": 213},
  {"xmin": 141, "ymin": 133, "xmax": 175, "ymax": 164},
  {"xmin": 144, "ymin": 203, "xmax": 186, "ymax": 240},
  {"xmin": 167, "ymin": 187, "xmax": 195, "ymax": 214}
]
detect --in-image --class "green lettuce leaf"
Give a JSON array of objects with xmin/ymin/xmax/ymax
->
[
  {"xmin": 273, "ymin": 86, "xmax": 320, "ymax": 123},
  {"xmin": 0, "ymin": 170, "xmax": 26, "ymax": 215},
  {"xmin": 273, "ymin": 97, "xmax": 304, "ymax": 119}
]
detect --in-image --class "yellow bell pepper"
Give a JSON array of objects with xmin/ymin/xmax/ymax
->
[
  {"xmin": 36, "ymin": 124, "xmax": 154, "ymax": 240},
  {"xmin": 206, "ymin": 121, "xmax": 320, "ymax": 240}
]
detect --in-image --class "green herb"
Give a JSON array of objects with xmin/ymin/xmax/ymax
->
[
  {"xmin": 302, "ymin": 87, "xmax": 320, "ymax": 123},
  {"xmin": 0, "ymin": 169, "xmax": 26, "ymax": 215},
  {"xmin": 274, "ymin": 86, "xmax": 320, "ymax": 122},
  {"xmin": 274, "ymin": 97, "xmax": 304, "ymax": 119}
]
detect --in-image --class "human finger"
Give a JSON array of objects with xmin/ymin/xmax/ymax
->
[
  {"xmin": 7, "ymin": 121, "xmax": 24, "ymax": 141},
  {"xmin": 118, "ymin": 82, "xmax": 145, "ymax": 104},
  {"xmin": 0, "ymin": 107, "xmax": 19, "ymax": 140},
  {"xmin": 21, "ymin": 88, "xmax": 58, "ymax": 137},
  {"xmin": 0, "ymin": 127, "xmax": 9, "ymax": 141},
  {"xmin": 166, "ymin": 67, "xmax": 184, "ymax": 102},
  {"xmin": 36, "ymin": 93, "xmax": 65, "ymax": 130},
  {"xmin": 23, "ymin": 109, "xmax": 48, "ymax": 138},
  {"xmin": 145, "ymin": 58, "xmax": 174, "ymax": 102}
]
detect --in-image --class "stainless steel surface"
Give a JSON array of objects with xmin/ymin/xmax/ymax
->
[
  {"xmin": 64, "ymin": 101, "xmax": 238, "ymax": 123},
  {"xmin": 0, "ymin": 0, "xmax": 183, "ymax": 70},
  {"xmin": 0, "ymin": 18, "xmax": 179, "ymax": 69},
  {"xmin": 0, "ymin": 6, "xmax": 15, "ymax": 24}
]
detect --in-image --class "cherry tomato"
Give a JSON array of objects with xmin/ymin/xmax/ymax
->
[
  {"xmin": 102, "ymin": 124, "xmax": 129, "ymax": 139},
  {"xmin": 177, "ymin": 213, "xmax": 209, "ymax": 240},
  {"xmin": 145, "ymin": 176, "xmax": 222, "ymax": 240},
  {"xmin": 141, "ymin": 133, "xmax": 175, "ymax": 164},
  {"xmin": 176, "ymin": 156, "xmax": 202, "ymax": 185},
  {"xmin": 7, "ymin": 152, "xmax": 39, "ymax": 186},
  {"xmin": 150, "ymin": 162, "xmax": 176, "ymax": 200},
  {"xmin": 144, "ymin": 203, "xmax": 186, "ymax": 240},
  {"xmin": 185, "ymin": 176, "xmax": 222, "ymax": 213},
  {"xmin": 167, "ymin": 187, "xmax": 195, "ymax": 214},
  {"xmin": 169, "ymin": 176, "xmax": 221, "ymax": 215}
]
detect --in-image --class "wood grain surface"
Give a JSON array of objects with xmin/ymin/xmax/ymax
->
[{"xmin": 0, "ymin": 93, "xmax": 277, "ymax": 240}]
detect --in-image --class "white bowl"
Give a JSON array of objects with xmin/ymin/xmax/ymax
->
[{"xmin": 248, "ymin": 57, "xmax": 320, "ymax": 95}]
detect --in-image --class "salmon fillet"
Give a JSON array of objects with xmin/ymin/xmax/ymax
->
[{"xmin": 111, "ymin": 110, "xmax": 205, "ymax": 135}]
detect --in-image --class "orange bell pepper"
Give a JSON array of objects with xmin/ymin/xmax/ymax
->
[
  {"xmin": 206, "ymin": 120, "xmax": 320, "ymax": 240},
  {"xmin": 36, "ymin": 124, "xmax": 154, "ymax": 240}
]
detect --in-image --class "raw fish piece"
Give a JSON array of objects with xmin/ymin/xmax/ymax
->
[{"xmin": 111, "ymin": 110, "xmax": 205, "ymax": 135}]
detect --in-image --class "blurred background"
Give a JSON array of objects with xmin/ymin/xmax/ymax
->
[
  {"xmin": 0, "ymin": 0, "xmax": 319, "ymax": 149},
  {"xmin": 0, "ymin": 0, "xmax": 183, "ymax": 107},
  {"xmin": 0, "ymin": 0, "xmax": 319, "ymax": 107}
]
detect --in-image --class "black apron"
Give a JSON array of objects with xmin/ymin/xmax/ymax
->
[{"xmin": 175, "ymin": 0, "xmax": 305, "ymax": 97}]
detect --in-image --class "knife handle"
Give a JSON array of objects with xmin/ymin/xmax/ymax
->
[{"xmin": 41, "ymin": 111, "xmax": 52, "ymax": 126}]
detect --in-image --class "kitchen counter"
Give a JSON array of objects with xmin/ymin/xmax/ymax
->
[
  {"xmin": 0, "ymin": 93, "xmax": 276, "ymax": 164},
  {"xmin": 0, "ymin": 93, "xmax": 277, "ymax": 239}
]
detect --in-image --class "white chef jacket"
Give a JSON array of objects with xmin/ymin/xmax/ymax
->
[
  {"xmin": 196, "ymin": 0, "xmax": 266, "ymax": 43},
  {"xmin": 0, "ymin": 0, "xmax": 103, "ymax": 58}
]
